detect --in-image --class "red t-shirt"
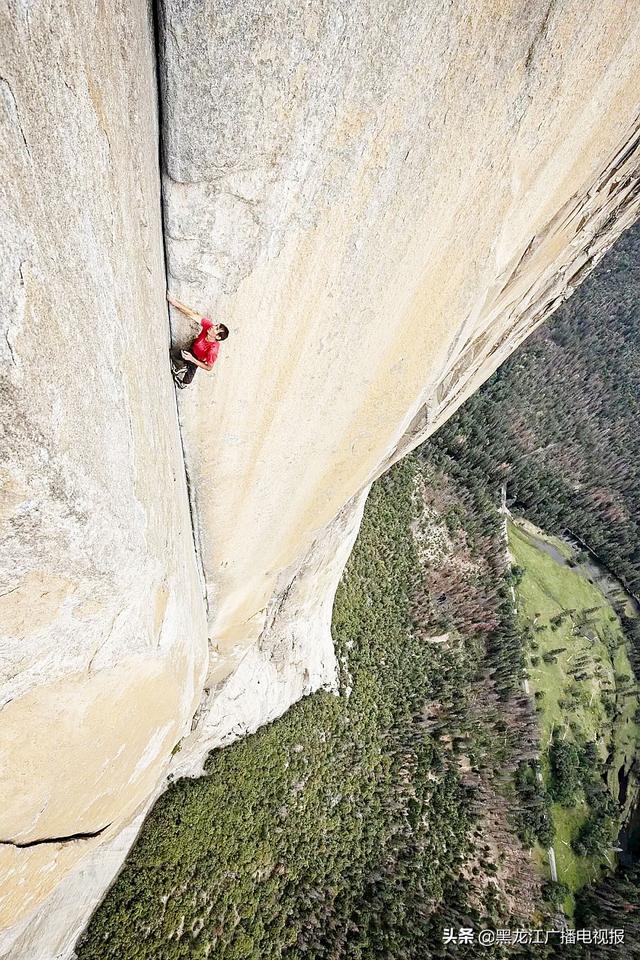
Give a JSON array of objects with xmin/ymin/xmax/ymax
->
[{"xmin": 191, "ymin": 318, "xmax": 219, "ymax": 367}]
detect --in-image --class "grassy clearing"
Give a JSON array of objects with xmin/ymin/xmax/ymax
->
[{"xmin": 509, "ymin": 520, "xmax": 640, "ymax": 906}]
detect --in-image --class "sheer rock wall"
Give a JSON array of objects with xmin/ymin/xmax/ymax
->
[{"xmin": 0, "ymin": 2, "xmax": 207, "ymax": 954}]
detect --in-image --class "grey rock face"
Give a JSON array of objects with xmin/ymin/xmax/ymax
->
[{"xmin": 0, "ymin": 1, "xmax": 207, "ymax": 954}]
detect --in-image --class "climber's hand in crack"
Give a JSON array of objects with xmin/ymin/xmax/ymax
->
[
  {"xmin": 167, "ymin": 292, "xmax": 204, "ymax": 329},
  {"xmin": 167, "ymin": 291, "xmax": 229, "ymax": 389}
]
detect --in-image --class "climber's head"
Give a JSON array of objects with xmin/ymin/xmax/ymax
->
[{"xmin": 207, "ymin": 323, "xmax": 229, "ymax": 342}]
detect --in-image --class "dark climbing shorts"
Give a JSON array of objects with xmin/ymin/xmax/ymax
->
[
  {"xmin": 180, "ymin": 361, "xmax": 198, "ymax": 386},
  {"xmin": 171, "ymin": 352, "xmax": 198, "ymax": 388}
]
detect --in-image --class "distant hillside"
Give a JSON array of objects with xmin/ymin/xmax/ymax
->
[{"xmin": 434, "ymin": 221, "xmax": 640, "ymax": 595}]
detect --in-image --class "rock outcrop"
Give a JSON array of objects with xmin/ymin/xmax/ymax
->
[{"xmin": 1, "ymin": 0, "xmax": 640, "ymax": 957}]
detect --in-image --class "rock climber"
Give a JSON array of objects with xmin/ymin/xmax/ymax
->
[{"xmin": 167, "ymin": 292, "xmax": 229, "ymax": 389}]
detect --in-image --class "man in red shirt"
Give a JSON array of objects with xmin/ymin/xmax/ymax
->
[{"xmin": 167, "ymin": 293, "xmax": 229, "ymax": 389}]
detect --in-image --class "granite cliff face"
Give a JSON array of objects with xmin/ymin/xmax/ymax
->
[
  {"xmin": 0, "ymin": 1, "xmax": 207, "ymax": 954},
  {"xmin": 1, "ymin": 0, "xmax": 640, "ymax": 957}
]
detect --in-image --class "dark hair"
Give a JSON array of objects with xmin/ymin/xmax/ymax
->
[{"xmin": 217, "ymin": 323, "xmax": 229, "ymax": 341}]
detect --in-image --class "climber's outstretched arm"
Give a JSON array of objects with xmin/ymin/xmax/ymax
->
[{"xmin": 167, "ymin": 292, "xmax": 203, "ymax": 326}]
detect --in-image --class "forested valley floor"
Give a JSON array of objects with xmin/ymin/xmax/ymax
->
[{"xmin": 78, "ymin": 224, "xmax": 640, "ymax": 959}]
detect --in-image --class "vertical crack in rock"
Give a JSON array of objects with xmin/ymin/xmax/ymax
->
[{"xmin": 151, "ymin": 0, "xmax": 210, "ymax": 617}]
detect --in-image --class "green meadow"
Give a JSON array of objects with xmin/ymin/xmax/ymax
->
[{"xmin": 509, "ymin": 520, "xmax": 639, "ymax": 908}]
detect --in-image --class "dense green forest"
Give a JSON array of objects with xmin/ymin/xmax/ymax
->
[
  {"xmin": 79, "ymin": 455, "xmax": 541, "ymax": 959},
  {"xmin": 80, "ymin": 223, "xmax": 640, "ymax": 956},
  {"xmin": 568, "ymin": 865, "xmax": 640, "ymax": 957}
]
